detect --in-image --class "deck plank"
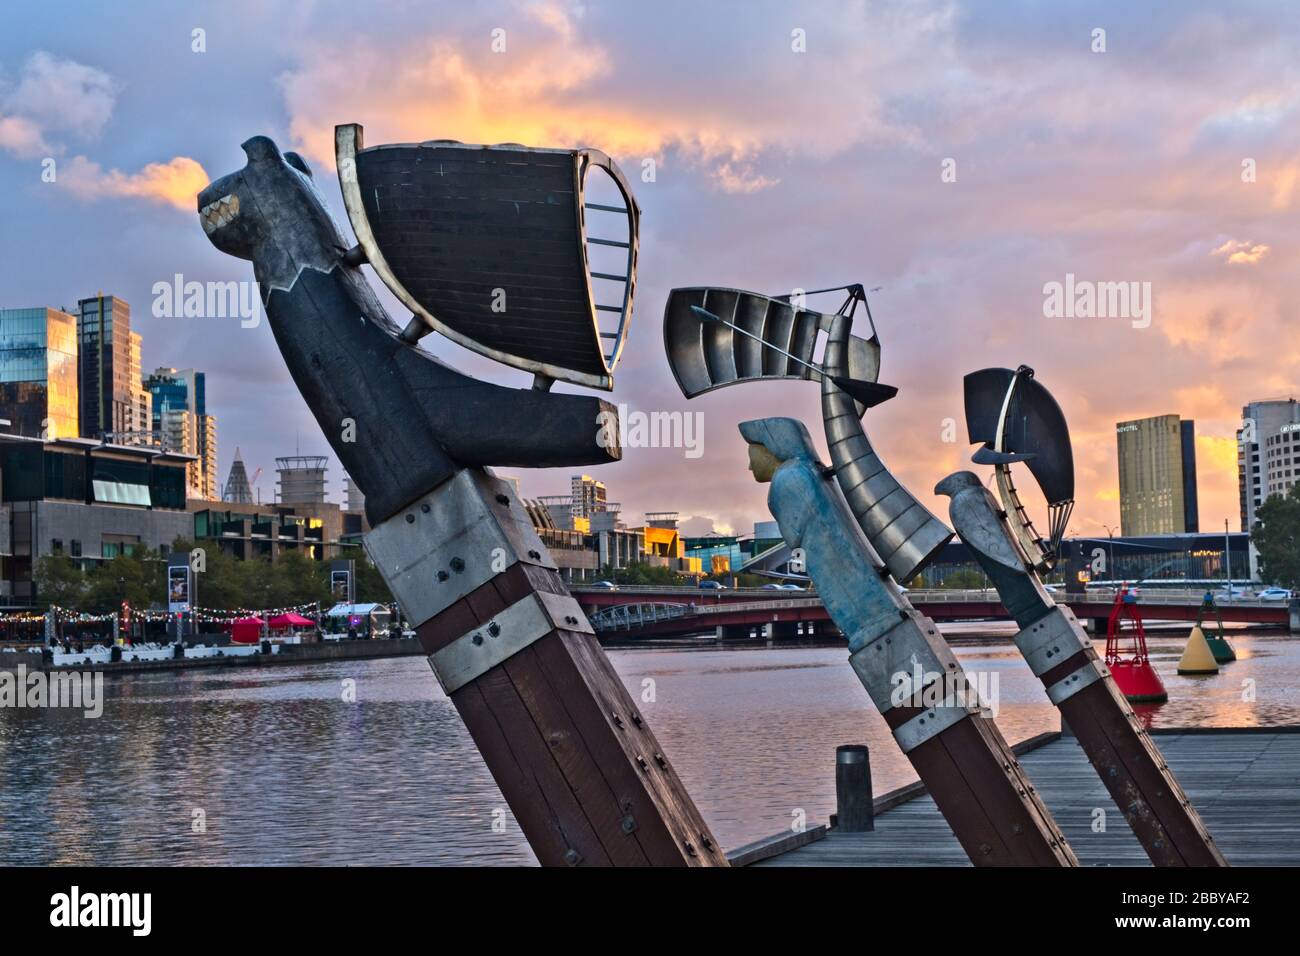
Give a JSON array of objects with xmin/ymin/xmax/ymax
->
[{"xmin": 753, "ymin": 730, "xmax": 1300, "ymax": 867}]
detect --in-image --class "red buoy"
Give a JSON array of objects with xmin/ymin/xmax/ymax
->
[{"xmin": 1105, "ymin": 585, "xmax": 1168, "ymax": 704}]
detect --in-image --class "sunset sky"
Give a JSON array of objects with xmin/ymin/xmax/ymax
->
[{"xmin": 2, "ymin": 0, "xmax": 1297, "ymax": 537}]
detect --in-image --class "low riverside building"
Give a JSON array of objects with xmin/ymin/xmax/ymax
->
[
  {"xmin": 0, "ymin": 433, "xmax": 195, "ymax": 605},
  {"xmin": 190, "ymin": 498, "xmax": 351, "ymax": 562},
  {"xmin": 520, "ymin": 497, "xmax": 701, "ymax": 584},
  {"xmin": 921, "ymin": 531, "xmax": 1253, "ymax": 589}
]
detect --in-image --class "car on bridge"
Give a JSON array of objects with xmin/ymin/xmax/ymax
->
[
  {"xmin": 699, "ymin": 580, "xmax": 727, "ymax": 590},
  {"xmin": 1258, "ymin": 587, "xmax": 1293, "ymax": 601},
  {"xmin": 779, "ymin": 583, "xmax": 805, "ymax": 590},
  {"xmin": 590, "ymin": 580, "xmax": 619, "ymax": 590}
]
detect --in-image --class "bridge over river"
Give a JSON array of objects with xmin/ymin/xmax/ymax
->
[{"xmin": 573, "ymin": 586, "xmax": 1297, "ymax": 640}]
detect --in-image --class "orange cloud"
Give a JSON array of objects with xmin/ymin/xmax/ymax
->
[
  {"xmin": 61, "ymin": 155, "xmax": 210, "ymax": 212},
  {"xmin": 276, "ymin": 0, "xmax": 932, "ymax": 194},
  {"xmin": 279, "ymin": 20, "xmax": 774, "ymax": 195},
  {"xmin": 1211, "ymin": 238, "xmax": 1270, "ymax": 264}
]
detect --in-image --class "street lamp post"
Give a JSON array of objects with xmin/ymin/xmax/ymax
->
[
  {"xmin": 1102, "ymin": 524, "xmax": 1118, "ymax": 586},
  {"xmin": 1225, "ymin": 517, "xmax": 1232, "ymax": 598}
]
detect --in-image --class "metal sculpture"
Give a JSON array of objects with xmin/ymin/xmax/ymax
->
[
  {"xmin": 940, "ymin": 367, "xmax": 1227, "ymax": 866},
  {"xmin": 199, "ymin": 131, "xmax": 723, "ymax": 866},
  {"xmin": 963, "ymin": 365, "xmax": 1074, "ymax": 571},
  {"xmin": 336, "ymin": 125, "xmax": 637, "ymax": 390},
  {"xmin": 741, "ymin": 417, "xmax": 1076, "ymax": 866},
  {"xmin": 665, "ymin": 286, "xmax": 951, "ymax": 582}
]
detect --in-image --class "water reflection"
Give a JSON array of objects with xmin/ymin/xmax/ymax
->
[{"xmin": 1, "ymin": 631, "xmax": 1294, "ymax": 865}]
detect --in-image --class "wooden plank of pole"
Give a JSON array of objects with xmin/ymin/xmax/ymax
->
[
  {"xmin": 416, "ymin": 562, "xmax": 726, "ymax": 867},
  {"xmin": 883, "ymin": 705, "xmax": 1077, "ymax": 866},
  {"xmin": 1038, "ymin": 641, "xmax": 1227, "ymax": 866}
]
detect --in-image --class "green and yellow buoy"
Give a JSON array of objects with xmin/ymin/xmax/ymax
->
[
  {"xmin": 1177, "ymin": 625, "xmax": 1220, "ymax": 676},
  {"xmin": 1196, "ymin": 593, "xmax": 1236, "ymax": 664}
]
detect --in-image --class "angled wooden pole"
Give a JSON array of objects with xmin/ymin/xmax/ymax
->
[
  {"xmin": 197, "ymin": 135, "xmax": 725, "ymax": 867},
  {"xmin": 742, "ymin": 417, "xmax": 1078, "ymax": 866},
  {"xmin": 367, "ymin": 469, "xmax": 726, "ymax": 866},
  {"xmin": 939, "ymin": 471, "xmax": 1227, "ymax": 866}
]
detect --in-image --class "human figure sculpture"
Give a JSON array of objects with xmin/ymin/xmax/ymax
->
[{"xmin": 740, "ymin": 416, "xmax": 1077, "ymax": 866}]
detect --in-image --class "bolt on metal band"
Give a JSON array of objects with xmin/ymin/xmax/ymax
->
[
  {"xmin": 848, "ymin": 611, "xmax": 965, "ymax": 714},
  {"xmin": 364, "ymin": 469, "xmax": 557, "ymax": 628},
  {"xmin": 892, "ymin": 705, "xmax": 977, "ymax": 754},
  {"xmin": 1045, "ymin": 659, "xmax": 1108, "ymax": 705},
  {"xmin": 1014, "ymin": 605, "xmax": 1091, "ymax": 678},
  {"xmin": 429, "ymin": 591, "xmax": 592, "ymax": 695}
]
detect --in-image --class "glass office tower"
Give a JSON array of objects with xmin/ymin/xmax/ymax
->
[
  {"xmin": 0, "ymin": 307, "xmax": 80, "ymax": 439},
  {"xmin": 77, "ymin": 294, "xmax": 133, "ymax": 439}
]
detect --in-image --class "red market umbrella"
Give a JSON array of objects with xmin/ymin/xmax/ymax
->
[
  {"xmin": 268, "ymin": 612, "xmax": 314, "ymax": 628},
  {"xmin": 230, "ymin": 616, "xmax": 266, "ymax": 644}
]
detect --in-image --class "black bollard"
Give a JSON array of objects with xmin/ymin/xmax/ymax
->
[{"xmin": 835, "ymin": 744, "xmax": 874, "ymax": 832}]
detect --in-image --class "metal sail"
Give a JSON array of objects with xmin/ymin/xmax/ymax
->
[
  {"xmin": 963, "ymin": 365, "xmax": 1075, "ymax": 569},
  {"xmin": 821, "ymin": 311, "xmax": 953, "ymax": 582},
  {"xmin": 663, "ymin": 286, "xmax": 881, "ymax": 399},
  {"xmin": 336, "ymin": 124, "xmax": 638, "ymax": 391},
  {"xmin": 664, "ymin": 284, "xmax": 953, "ymax": 582}
]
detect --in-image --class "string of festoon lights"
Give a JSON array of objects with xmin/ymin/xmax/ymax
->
[
  {"xmin": 4, "ymin": 601, "xmax": 327, "ymax": 626},
  {"xmin": 189, "ymin": 602, "xmax": 324, "ymax": 625}
]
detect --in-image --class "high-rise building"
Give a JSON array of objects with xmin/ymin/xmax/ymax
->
[
  {"xmin": 0, "ymin": 307, "xmax": 79, "ymax": 439},
  {"xmin": 1263, "ymin": 424, "xmax": 1300, "ymax": 501},
  {"xmin": 1239, "ymin": 398, "xmax": 1300, "ymax": 532},
  {"xmin": 1179, "ymin": 420, "xmax": 1199, "ymax": 533},
  {"xmin": 196, "ymin": 412, "xmax": 218, "ymax": 499},
  {"xmin": 343, "ymin": 474, "xmax": 366, "ymax": 513},
  {"xmin": 126, "ymin": 331, "xmax": 151, "ymax": 441},
  {"xmin": 571, "ymin": 474, "xmax": 607, "ymax": 518},
  {"xmin": 276, "ymin": 455, "xmax": 328, "ymax": 506},
  {"xmin": 144, "ymin": 367, "xmax": 219, "ymax": 499},
  {"xmin": 1116, "ymin": 414, "xmax": 1199, "ymax": 535},
  {"xmin": 223, "ymin": 447, "xmax": 255, "ymax": 504},
  {"xmin": 77, "ymin": 294, "xmax": 134, "ymax": 439}
]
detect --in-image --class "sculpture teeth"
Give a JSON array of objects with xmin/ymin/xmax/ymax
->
[{"xmin": 199, "ymin": 193, "xmax": 240, "ymax": 234}]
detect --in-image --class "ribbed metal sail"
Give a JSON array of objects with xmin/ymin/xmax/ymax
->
[
  {"xmin": 664, "ymin": 283, "xmax": 950, "ymax": 582},
  {"xmin": 664, "ymin": 287, "xmax": 828, "ymax": 397},
  {"xmin": 821, "ymin": 312, "xmax": 953, "ymax": 582}
]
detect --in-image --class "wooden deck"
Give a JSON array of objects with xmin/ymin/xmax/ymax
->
[{"xmin": 743, "ymin": 729, "xmax": 1300, "ymax": 866}]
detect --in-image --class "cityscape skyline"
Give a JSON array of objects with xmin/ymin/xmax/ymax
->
[
  {"xmin": 1, "ymin": 3, "xmax": 1298, "ymax": 889},
  {"xmin": 2, "ymin": 2, "xmax": 1298, "ymax": 533},
  {"xmin": 6, "ymin": 283, "xmax": 1293, "ymax": 533}
]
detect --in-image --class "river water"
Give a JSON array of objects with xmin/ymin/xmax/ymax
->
[{"xmin": 1, "ymin": 629, "xmax": 1295, "ymax": 865}]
